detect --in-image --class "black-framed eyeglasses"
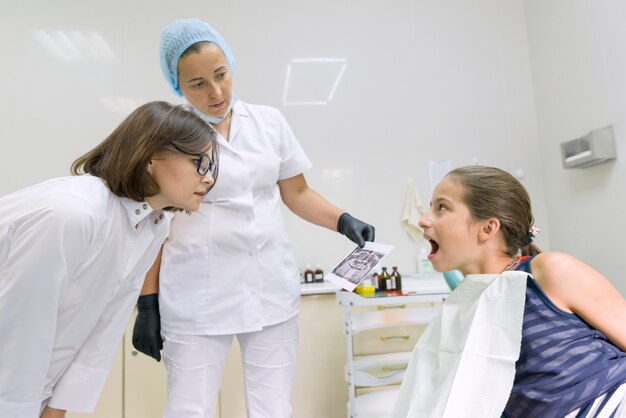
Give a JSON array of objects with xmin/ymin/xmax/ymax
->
[
  {"xmin": 170, "ymin": 142, "xmax": 217, "ymax": 177},
  {"xmin": 194, "ymin": 152, "xmax": 216, "ymax": 176}
]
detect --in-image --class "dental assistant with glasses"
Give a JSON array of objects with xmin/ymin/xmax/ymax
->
[
  {"xmin": 131, "ymin": 18, "xmax": 375, "ymax": 418},
  {"xmin": 0, "ymin": 101, "xmax": 218, "ymax": 418}
]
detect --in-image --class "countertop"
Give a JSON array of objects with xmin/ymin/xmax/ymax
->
[
  {"xmin": 300, "ymin": 280, "xmax": 342, "ymax": 295},
  {"xmin": 300, "ymin": 273, "xmax": 450, "ymax": 296}
]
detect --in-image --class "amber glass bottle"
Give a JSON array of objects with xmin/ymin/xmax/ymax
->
[
  {"xmin": 304, "ymin": 264, "xmax": 314, "ymax": 283},
  {"xmin": 379, "ymin": 267, "xmax": 391, "ymax": 291},
  {"xmin": 314, "ymin": 263, "xmax": 324, "ymax": 283},
  {"xmin": 391, "ymin": 266, "xmax": 402, "ymax": 292}
]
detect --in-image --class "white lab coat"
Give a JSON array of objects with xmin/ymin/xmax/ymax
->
[
  {"xmin": 0, "ymin": 175, "xmax": 171, "ymax": 417},
  {"xmin": 159, "ymin": 100, "xmax": 312, "ymax": 335}
]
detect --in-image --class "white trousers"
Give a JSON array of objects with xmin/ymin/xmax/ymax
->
[{"xmin": 162, "ymin": 316, "xmax": 299, "ymax": 418}]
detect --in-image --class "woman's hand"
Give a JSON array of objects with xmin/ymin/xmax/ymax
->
[
  {"xmin": 132, "ymin": 293, "xmax": 163, "ymax": 361},
  {"xmin": 337, "ymin": 213, "xmax": 375, "ymax": 247},
  {"xmin": 41, "ymin": 406, "xmax": 66, "ymax": 418}
]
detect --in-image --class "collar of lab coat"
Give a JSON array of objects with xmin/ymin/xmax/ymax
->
[
  {"xmin": 220, "ymin": 100, "xmax": 248, "ymax": 147},
  {"xmin": 119, "ymin": 197, "xmax": 157, "ymax": 229}
]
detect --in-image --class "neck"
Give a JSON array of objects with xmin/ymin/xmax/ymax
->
[
  {"xmin": 213, "ymin": 110, "xmax": 232, "ymax": 141},
  {"xmin": 143, "ymin": 196, "xmax": 161, "ymax": 211},
  {"xmin": 462, "ymin": 254, "xmax": 518, "ymax": 276},
  {"xmin": 501, "ymin": 256, "xmax": 521, "ymax": 273}
]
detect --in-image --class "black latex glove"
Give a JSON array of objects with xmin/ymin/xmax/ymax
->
[
  {"xmin": 132, "ymin": 294, "xmax": 163, "ymax": 362},
  {"xmin": 337, "ymin": 213, "xmax": 375, "ymax": 248}
]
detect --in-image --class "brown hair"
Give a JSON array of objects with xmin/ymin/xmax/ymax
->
[
  {"xmin": 180, "ymin": 41, "xmax": 212, "ymax": 60},
  {"xmin": 71, "ymin": 101, "xmax": 218, "ymax": 202},
  {"xmin": 446, "ymin": 166, "xmax": 541, "ymax": 257}
]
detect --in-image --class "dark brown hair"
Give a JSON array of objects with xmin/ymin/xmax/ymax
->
[
  {"xmin": 446, "ymin": 166, "xmax": 541, "ymax": 257},
  {"xmin": 180, "ymin": 41, "xmax": 212, "ymax": 60},
  {"xmin": 71, "ymin": 101, "xmax": 218, "ymax": 202}
]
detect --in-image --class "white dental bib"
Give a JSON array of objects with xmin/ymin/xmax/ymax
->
[{"xmin": 391, "ymin": 271, "xmax": 528, "ymax": 418}]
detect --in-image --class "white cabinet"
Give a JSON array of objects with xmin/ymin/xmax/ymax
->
[
  {"xmin": 122, "ymin": 310, "xmax": 169, "ymax": 418},
  {"xmin": 336, "ymin": 275, "xmax": 449, "ymax": 418}
]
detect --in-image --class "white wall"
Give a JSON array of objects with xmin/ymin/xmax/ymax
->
[
  {"xmin": 0, "ymin": 0, "xmax": 548, "ymax": 275},
  {"xmin": 524, "ymin": 0, "xmax": 626, "ymax": 293}
]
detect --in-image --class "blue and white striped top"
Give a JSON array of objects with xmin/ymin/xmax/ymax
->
[{"xmin": 503, "ymin": 256, "xmax": 626, "ymax": 418}]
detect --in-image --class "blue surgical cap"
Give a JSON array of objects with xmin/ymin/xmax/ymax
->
[{"xmin": 160, "ymin": 18, "xmax": 236, "ymax": 96}]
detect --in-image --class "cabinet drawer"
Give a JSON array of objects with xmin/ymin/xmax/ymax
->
[{"xmin": 352, "ymin": 324, "xmax": 427, "ymax": 355}]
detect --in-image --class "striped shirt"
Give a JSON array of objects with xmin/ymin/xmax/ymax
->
[{"xmin": 503, "ymin": 256, "xmax": 626, "ymax": 418}]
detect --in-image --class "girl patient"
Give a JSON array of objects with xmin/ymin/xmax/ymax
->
[{"xmin": 396, "ymin": 166, "xmax": 626, "ymax": 418}]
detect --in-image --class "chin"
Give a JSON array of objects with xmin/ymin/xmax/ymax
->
[
  {"xmin": 431, "ymin": 259, "xmax": 450, "ymax": 273},
  {"xmin": 186, "ymin": 203, "xmax": 201, "ymax": 212},
  {"xmin": 210, "ymin": 111, "xmax": 227, "ymax": 120},
  {"xmin": 430, "ymin": 263, "xmax": 444, "ymax": 273},
  {"xmin": 173, "ymin": 201, "xmax": 199, "ymax": 213}
]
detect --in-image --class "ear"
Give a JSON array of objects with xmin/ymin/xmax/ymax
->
[
  {"xmin": 147, "ymin": 161, "xmax": 153, "ymax": 175},
  {"xmin": 477, "ymin": 217, "xmax": 501, "ymax": 242}
]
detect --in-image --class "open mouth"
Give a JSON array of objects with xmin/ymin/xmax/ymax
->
[{"xmin": 428, "ymin": 239, "xmax": 439, "ymax": 257}]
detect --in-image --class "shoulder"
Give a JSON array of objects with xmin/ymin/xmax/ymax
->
[
  {"xmin": 531, "ymin": 252, "xmax": 611, "ymax": 312},
  {"xmin": 530, "ymin": 252, "xmax": 580, "ymax": 312},
  {"xmin": 52, "ymin": 176, "xmax": 110, "ymax": 209},
  {"xmin": 236, "ymin": 100, "xmax": 285, "ymax": 122},
  {"xmin": 530, "ymin": 252, "xmax": 580, "ymax": 276},
  {"xmin": 0, "ymin": 177, "xmax": 112, "ymax": 239},
  {"xmin": 35, "ymin": 177, "xmax": 110, "ymax": 226}
]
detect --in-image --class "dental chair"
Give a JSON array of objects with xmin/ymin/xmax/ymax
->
[{"xmin": 443, "ymin": 269, "xmax": 463, "ymax": 290}]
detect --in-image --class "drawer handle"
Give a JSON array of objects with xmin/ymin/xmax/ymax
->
[
  {"xmin": 380, "ymin": 335, "xmax": 410, "ymax": 341},
  {"xmin": 382, "ymin": 364, "xmax": 408, "ymax": 372},
  {"xmin": 377, "ymin": 304, "xmax": 407, "ymax": 310}
]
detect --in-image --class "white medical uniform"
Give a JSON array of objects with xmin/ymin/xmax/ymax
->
[
  {"xmin": 159, "ymin": 101, "xmax": 311, "ymax": 418},
  {"xmin": 0, "ymin": 175, "xmax": 171, "ymax": 418}
]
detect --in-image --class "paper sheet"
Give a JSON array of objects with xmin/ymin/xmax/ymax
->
[{"xmin": 391, "ymin": 271, "xmax": 528, "ymax": 418}]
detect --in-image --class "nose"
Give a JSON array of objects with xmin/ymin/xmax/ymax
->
[
  {"xmin": 208, "ymin": 81, "xmax": 222, "ymax": 98},
  {"xmin": 418, "ymin": 210, "xmax": 432, "ymax": 229},
  {"xmin": 202, "ymin": 172, "xmax": 215, "ymax": 186}
]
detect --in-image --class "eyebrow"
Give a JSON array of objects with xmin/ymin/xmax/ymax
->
[
  {"xmin": 433, "ymin": 197, "xmax": 453, "ymax": 205},
  {"xmin": 185, "ymin": 67, "xmax": 226, "ymax": 83}
]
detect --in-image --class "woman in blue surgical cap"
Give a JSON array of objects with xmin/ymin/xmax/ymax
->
[{"xmin": 131, "ymin": 18, "xmax": 375, "ymax": 418}]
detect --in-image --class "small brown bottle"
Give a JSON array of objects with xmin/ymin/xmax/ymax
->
[
  {"xmin": 314, "ymin": 263, "xmax": 324, "ymax": 283},
  {"xmin": 304, "ymin": 264, "xmax": 314, "ymax": 283},
  {"xmin": 379, "ymin": 267, "xmax": 391, "ymax": 291},
  {"xmin": 391, "ymin": 266, "xmax": 402, "ymax": 292}
]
